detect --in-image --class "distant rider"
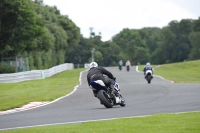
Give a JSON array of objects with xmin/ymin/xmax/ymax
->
[
  {"xmin": 143, "ymin": 62, "xmax": 154, "ymax": 78},
  {"xmin": 87, "ymin": 62, "xmax": 119, "ymax": 97},
  {"xmin": 125, "ymin": 60, "xmax": 131, "ymax": 69},
  {"xmin": 118, "ymin": 60, "xmax": 123, "ymax": 69}
]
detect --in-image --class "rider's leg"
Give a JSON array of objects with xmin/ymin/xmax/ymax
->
[
  {"xmin": 104, "ymin": 77, "xmax": 119, "ymax": 96},
  {"xmin": 90, "ymin": 74, "xmax": 102, "ymax": 98}
]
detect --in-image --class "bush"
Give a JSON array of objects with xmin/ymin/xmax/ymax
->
[{"xmin": 0, "ymin": 63, "xmax": 15, "ymax": 74}]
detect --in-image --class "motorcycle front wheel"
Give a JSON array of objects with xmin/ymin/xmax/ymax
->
[
  {"xmin": 97, "ymin": 90, "xmax": 113, "ymax": 108},
  {"xmin": 119, "ymin": 94, "xmax": 126, "ymax": 107}
]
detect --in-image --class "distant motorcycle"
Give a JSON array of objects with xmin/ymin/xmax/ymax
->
[
  {"xmin": 90, "ymin": 80, "xmax": 126, "ymax": 108},
  {"xmin": 145, "ymin": 70, "xmax": 153, "ymax": 84},
  {"xmin": 119, "ymin": 65, "xmax": 122, "ymax": 71},
  {"xmin": 126, "ymin": 65, "xmax": 130, "ymax": 72}
]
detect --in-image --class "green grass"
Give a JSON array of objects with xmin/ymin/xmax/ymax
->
[
  {"xmin": 138, "ymin": 60, "xmax": 200, "ymax": 83},
  {"xmin": 0, "ymin": 68, "xmax": 86, "ymax": 111},
  {"xmin": 1, "ymin": 111, "xmax": 200, "ymax": 133}
]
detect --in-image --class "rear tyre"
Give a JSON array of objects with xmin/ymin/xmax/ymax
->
[
  {"xmin": 126, "ymin": 66, "xmax": 130, "ymax": 72},
  {"xmin": 147, "ymin": 75, "xmax": 151, "ymax": 84},
  {"xmin": 97, "ymin": 90, "xmax": 113, "ymax": 108}
]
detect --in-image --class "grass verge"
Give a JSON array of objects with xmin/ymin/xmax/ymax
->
[
  {"xmin": 138, "ymin": 60, "xmax": 200, "ymax": 83},
  {"xmin": 0, "ymin": 68, "xmax": 86, "ymax": 111},
  {"xmin": 1, "ymin": 111, "xmax": 200, "ymax": 133}
]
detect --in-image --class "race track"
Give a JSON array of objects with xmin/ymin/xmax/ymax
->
[{"xmin": 0, "ymin": 66, "xmax": 200, "ymax": 130}]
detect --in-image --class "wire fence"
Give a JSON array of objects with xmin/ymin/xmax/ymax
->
[{"xmin": 1, "ymin": 56, "xmax": 29, "ymax": 72}]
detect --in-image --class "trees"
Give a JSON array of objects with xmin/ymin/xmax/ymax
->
[
  {"xmin": 0, "ymin": 0, "xmax": 82, "ymax": 69},
  {"xmin": 65, "ymin": 36, "xmax": 93, "ymax": 64},
  {"xmin": 150, "ymin": 19, "xmax": 194, "ymax": 64},
  {"xmin": 1, "ymin": 0, "xmax": 199, "ymax": 69},
  {"xmin": 0, "ymin": 0, "xmax": 45, "ymax": 59},
  {"xmin": 188, "ymin": 17, "xmax": 200, "ymax": 59},
  {"xmin": 98, "ymin": 41, "xmax": 121, "ymax": 66},
  {"xmin": 169, "ymin": 19, "xmax": 192, "ymax": 62},
  {"xmin": 188, "ymin": 32, "xmax": 200, "ymax": 59},
  {"xmin": 112, "ymin": 28, "xmax": 149, "ymax": 65}
]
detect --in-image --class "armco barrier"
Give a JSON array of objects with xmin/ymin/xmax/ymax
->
[{"xmin": 0, "ymin": 63, "xmax": 74, "ymax": 83}]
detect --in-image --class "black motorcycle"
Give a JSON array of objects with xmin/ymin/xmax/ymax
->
[
  {"xmin": 119, "ymin": 65, "xmax": 122, "ymax": 71},
  {"xmin": 145, "ymin": 70, "xmax": 153, "ymax": 84},
  {"xmin": 126, "ymin": 65, "xmax": 130, "ymax": 72},
  {"xmin": 90, "ymin": 80, "xmax": 126, "ymax": 108}
]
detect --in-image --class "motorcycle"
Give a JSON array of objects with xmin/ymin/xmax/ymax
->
[
  {"xmin": 126, "ymin": 65, "xmax": 130, "ymax": 72},
  {"xmin": 145, "ymin": 69, "xmax": 153, "ymax": 84},
  {"xmin": 90, "ymin": 80, "xmax": 126, "ymax": 108},
  {"xmin": 119, "ymin": 65, "xmax": 122, "ymax": 71}
]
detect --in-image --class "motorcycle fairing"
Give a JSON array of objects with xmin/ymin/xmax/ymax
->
[
  {"xmin": 90, "ymin": 80, "xmax": 107, "ymax": 91},
  {"xmin": 145, "ymin": 70, "xmax": 152, "ymax": 75},
  {"xmin": 114, "ymin": 82, "xmax": 120, "ymax": 92}
]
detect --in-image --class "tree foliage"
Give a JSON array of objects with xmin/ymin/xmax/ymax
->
[
  {"xmin": 0, "ymin": 0, "xmax": 200, "ymax": 70},
  {"xmin": 0, "ymin": 0, "xmax": 80, "ymax": 69}
]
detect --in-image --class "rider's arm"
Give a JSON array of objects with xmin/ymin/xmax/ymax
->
[
  {"xmin": 101, "ymin": 67, "xmax": 115, "ymax": 80},
  {"xmin": 87, "ymin": 74, "xmax": 91, "ymax": 85}
]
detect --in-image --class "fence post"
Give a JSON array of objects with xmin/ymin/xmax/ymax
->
[{"xmin": 41, "ymin": 70, "xmax": 45, "ymax": 79}]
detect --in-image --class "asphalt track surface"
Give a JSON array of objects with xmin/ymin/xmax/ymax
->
[{"xmin": 0, "ymin": 66, "xmax": 200, "ymax": 130}]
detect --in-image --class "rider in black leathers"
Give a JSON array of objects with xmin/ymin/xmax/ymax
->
[
  {"xmin": 87, "ymin": 62, "xmax": 118, "ymax": 97},
  {"xmin": 143, "ymin": 62, "xmax": 154, "ymax": 78}
]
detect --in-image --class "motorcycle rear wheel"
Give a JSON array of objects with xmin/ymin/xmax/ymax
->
[
  {"xmin": 147, "ymin": 75, "xmax": 151, "ymax": 84},
  {"xmin": 97, "ymin": 90, "xmax": 113, "ymax": 108}
]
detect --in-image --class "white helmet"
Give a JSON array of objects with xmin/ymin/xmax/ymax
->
[
  {"xmin": 89, "ymin": 62, "xmax": 98, "ymax": 68},
  {"xmin": 146, "ymin": 62, "xmax": 150, "ymax": 66}
]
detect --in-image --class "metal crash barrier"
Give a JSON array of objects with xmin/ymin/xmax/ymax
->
[{"xmin": 0, "ymin": 63, "xmax": 74, "ymax": 83}]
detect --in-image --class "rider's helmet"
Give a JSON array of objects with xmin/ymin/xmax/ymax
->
[
  {"xmin": 89, "ymin": 62, "xmax": 98, "ymax": 69},
  {"xmin": 146, "ymin": 62, "xmax": 150, "ymax": 66}
]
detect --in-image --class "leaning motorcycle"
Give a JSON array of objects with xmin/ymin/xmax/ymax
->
[
  {"xmin": 90, "ymin": 80, "xmax": 126, "ymax": 108},
  {"xmin": 145, "ymin": 70, "xmax": 153, "ymax": 84}
]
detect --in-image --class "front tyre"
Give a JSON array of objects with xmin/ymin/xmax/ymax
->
[
  {"xmin": 97, "ymin": 90, "xmax": 113, "ymax": 108},
  {"xmin": 120, "ymin": 95, "xmax": 126, "ymax": 107}
]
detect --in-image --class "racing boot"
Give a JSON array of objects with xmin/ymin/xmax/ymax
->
[
  {"xmin": 109, "ymin": 85, "xmax": 120, "ymax": 97},
  {"xmin": 109, "ymin": 85, "xmax": 115, "ymax": 96}
]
